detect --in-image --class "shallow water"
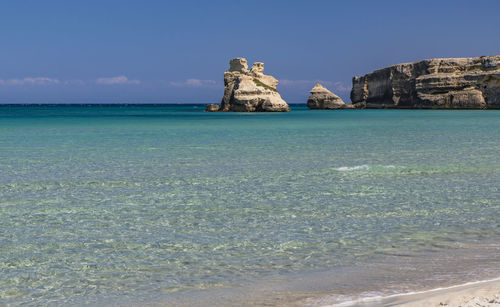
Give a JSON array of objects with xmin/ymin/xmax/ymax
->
[{"xmin": 0, "ymin": 105, "xmax": 499, "ymax": 306}]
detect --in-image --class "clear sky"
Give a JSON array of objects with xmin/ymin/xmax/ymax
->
[{"xmin": 1, "ymin": 0, "xmax": 500, "ymax": 103}]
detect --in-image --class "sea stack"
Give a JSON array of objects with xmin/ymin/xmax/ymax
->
[
  {"xmin": 218, "ymin": 58, "xmax": 290, "ymax": 112},
  {"xmin": 307, "ymin": 83, "xmax": 346, "ymax": 109},
  {"xmin": 351, "ymin": 55, "xmax": 500, "ymax": 109}
]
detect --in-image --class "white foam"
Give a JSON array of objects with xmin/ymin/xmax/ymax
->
[
  {"xmin": 334, "ymin": 165, "xmax": 370, "ymax": 172},
  {"xmin": 382, "ymin": 165, "xmax": 396, "ymax": 169},
  {"xmin": 325, "ymin": 276, "xmax": 500, "ymax": 307},
  {"xmin": 333, "ymin": 165, "xmax": 397, "ymax": 172}
]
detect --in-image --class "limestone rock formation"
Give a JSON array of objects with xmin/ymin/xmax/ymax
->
[
  {"xmin": 307, "ymin": 83, "xmax": 346, "ymax": 109},
  {"xmin": 205, "ymin": 104, "xmax": 220, "ymax": 112},
  {"xmin": 219, "ymin": 58, "xmax": 290, "ymax": 112},
  {"xmin": 351, "ymin": 55, "xmax": 500, "ymax": 109}
]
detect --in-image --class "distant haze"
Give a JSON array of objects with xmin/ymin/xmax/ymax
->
[{"xmin": 1, "ymin": 0, "xmax": 499, "ymax": 103}]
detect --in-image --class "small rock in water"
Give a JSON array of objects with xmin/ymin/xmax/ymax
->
[{"xmin": 205, "ymin": 104, "xmax": 220, "ymax": 112}]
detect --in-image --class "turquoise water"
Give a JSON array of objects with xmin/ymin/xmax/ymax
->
[{"xmin": 0, "ymin": 105, "xmax": 499, "ymax": 306}]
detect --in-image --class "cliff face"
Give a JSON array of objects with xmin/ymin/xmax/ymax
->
[
  {"xmin": 220, "ymin": 58, "xmax": 290, "ymax": 112},
  {"xmin": 351, "ymin": 55, "xmax": 500, "ymax": 109}
]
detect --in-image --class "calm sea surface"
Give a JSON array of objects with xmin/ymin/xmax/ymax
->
[{"xmin": 0, "ymin": 105, "xmax": 499, "ymax": 306}]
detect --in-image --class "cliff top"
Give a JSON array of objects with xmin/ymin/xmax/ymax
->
[{"xmin": 356, "ymin": 54, "xmax": 500, "ymax": 78}]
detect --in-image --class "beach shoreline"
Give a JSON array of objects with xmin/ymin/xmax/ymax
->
[
  {"xmin": 155, "ymin": 275, "xmax": 500, "ymax": 307},
  {"xmin": 330, "ymin": 277, "xmax": 500, "ymax": 307},
  {"xmin": 154, "ymin": 248, "xmax": 500, "ymax": 307}
]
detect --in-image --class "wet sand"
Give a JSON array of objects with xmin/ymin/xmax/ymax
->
[{"xmin": 332, "ymin": 278, "xmax": 500, "ymax": 307}]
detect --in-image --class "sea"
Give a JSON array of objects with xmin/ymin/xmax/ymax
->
[{"xmin": 0, "ymin": 104, "xmax": 499, "ymax": 306}]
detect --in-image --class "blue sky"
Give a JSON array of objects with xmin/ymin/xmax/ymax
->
[{"xmin": 1, "ymin": 0, "xmax": 499, "ymax": 103}]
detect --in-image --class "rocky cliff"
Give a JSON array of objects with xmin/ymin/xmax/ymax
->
[
  {"xmin": 351, "ymin": 55, "xmax": 500, "ymax": 109},
  {"xmin": 219, "ymin": 58, "xmax": 290, "ymax": 112},
  {"xmin": 307, "ymin": 83, "xmax": 350, "ymax": 109}
]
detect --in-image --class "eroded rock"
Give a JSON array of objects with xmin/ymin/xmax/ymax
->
[{"xmin": 220, "ymin": 58, "xmax": 290, "ymax": 112}]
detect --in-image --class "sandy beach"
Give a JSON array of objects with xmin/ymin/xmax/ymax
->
[{"xmin": 331, "ymin": 278, "xmax": 500, "ymax": 307}]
